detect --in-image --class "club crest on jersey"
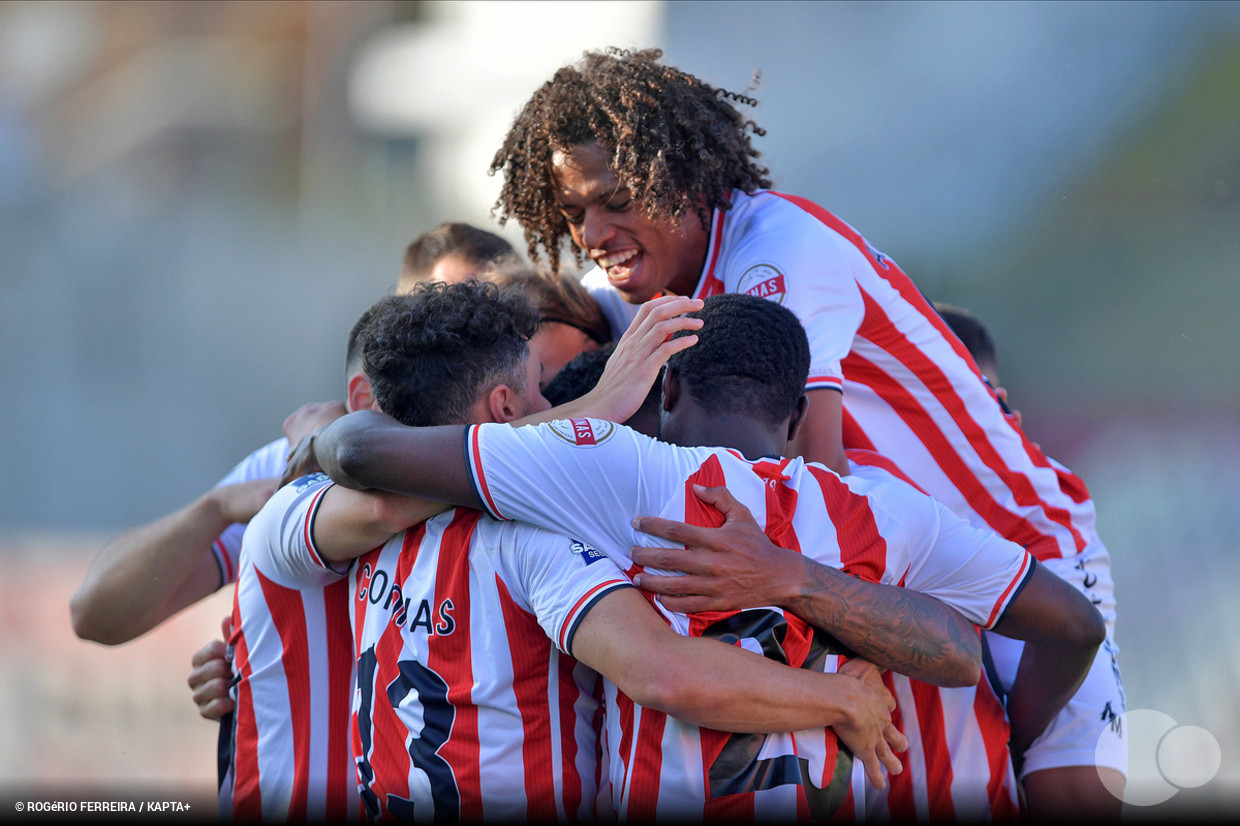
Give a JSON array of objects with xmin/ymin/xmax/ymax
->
[
  {"xmin": 569, "ymin": 539, "xmax": 607, "ymax": 566},
  {"xmin": 738, "ymin": 263, "xmax": 787, "ymax": 303},
  {"xmin": 550, "ymin": 417, "xmax": 615, "ymax": 447}
]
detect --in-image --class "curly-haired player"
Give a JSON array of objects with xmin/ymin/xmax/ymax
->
[{"xmin": 490, "ymin": 47, "xmax": 1125, "ymax": 820}]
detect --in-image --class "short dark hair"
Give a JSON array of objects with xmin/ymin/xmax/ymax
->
[
  {"xmin": 541, "ymin": 342, "xmax": 661, "ymax": 436},
  {"xmin": 485, "ymin": 266, "xmax": 611, "ymax": 345},
  {"xmin": 933, "ymin": 302, "xmax": 996, "ymax": 373},
  {"xmin": 542, "ymin": 342, "xmax": 616, "ymax": 406},
  {"xmin": 359, "ymin": 281, "xmax": 540, "ymax": 426},
  {"xmin": 490, "ymin": 47, "xmax": 771, "ymax": 273},
  {"xmin": 400, "ymin": 221, "xmax": 520, "ymax": 287},
  {"xmin": 668, "ymin": 294, "xmax": 809, "ymax": 428},
  {"xmin": 345, "ymin": 303, "xmax": 380, "ymax": 378}
]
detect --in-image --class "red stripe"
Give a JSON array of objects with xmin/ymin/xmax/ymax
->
[
  {"xmin": 495, "ymin": 574, "xmax": 559, "ymax": 820},
  {"xmin": 301, "ymin": 485, "xmax": 333, "ymax": 569},
  {"xmin": 774, "ymin": 191, "xmax": 1085, "ymax": 561},
  {"xmin": 615, "ymin": 692, "xmax": 636, "ymax": 809},
  {"xmin": 806, "ymin": 464, "xmax": 888, "ymax": 584},
  {"xmin": 840, "ymin": 407, "xmax": 877, "ymax": 452},
  {"xmin": 555, "ymin": 658, "xmax": 586, "ymax": 819},
  {"xmin": 229, "ymin": 596, "xmax": 262, "ymax": 821},
  {"xmin": 469, "ymin": 427, "xmax": 505, "ymax": 519},
  {"xmin": 984, "ymin": 554, "xmax": 1033, "ymax": 628},
  {"xmin": 560, "ymin": 581, "xmax": 627, "ymax": 651},
  {"xmin": 910, "ymin": 680, "xmax": 955, "ymax": 821},
  {"xmin": 322, "ymin": 579, "xmax": 354, "ymax": 820},
  {"xmin": 692, "ymin": 209, "xmax": 729, "ymax": 299},
  {"xmin": 430, "ymin": 509, "xmax": 483, "ymax": 820},
  {"xmin": 845, "ymin": 447, "xmax": 925, "ymax": 493},
  {"xmin": 881, "ymin": 673, "xmax": 916, "ymax": 821},
  {"xmin": 974, "ymin": 681, "xmax": 1020, "ymax": 820},
  {"xmin": 214, "ymin": 538, "xmax": 236, "ymax": 583},
  {"xmin": 254, "ymin": 569, "xmax": 312, "ymax": 821},
  {"xmin": 806, "ymin": 374, "xmax": 844, "ymax": 390},
  {"xmin": 368, "ymin": 617, "xmax": 413, "ymax": 819},
  {"xmin": 625, "ymin": 708, "xmax": 667, "ymax": 821},
  {"xmin": 845, "ymin": 346, "xmax": 1073, "ymax": 559}
]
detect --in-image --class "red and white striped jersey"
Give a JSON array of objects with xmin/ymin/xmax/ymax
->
[
  {"xmin": 465, "ymin": 419, "xmax": 1035, "ymax": 820},
  {"xmin": 847, "ymin": 451, "xmax": 1021, "ymax": 821},
  {"xmin": 223, "ymin": 474, "xmax": 357, "ymax": 822},
  {"xmin": 583, "ymin": 188, "xmax": 1099, "ymax": 564},
  {"xmin": 345, "ymin": 499, "xmax": 630, "ymax": 822},
  {"xmin": 210, "ymin": 437, "xmax": 288, "ymax": 587}
]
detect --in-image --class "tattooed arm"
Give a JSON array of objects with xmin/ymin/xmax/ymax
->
[{"xmin": 630, "ymin": 485, "xmax": 982, "ymax": 687}]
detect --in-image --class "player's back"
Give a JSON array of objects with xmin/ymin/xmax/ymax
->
[
  {"xmin": 350, "ymin": 506, "xmax": 616, "ymax": 823},
  {"xmin": 468, "ymin": 418, "xmax": 926, "ymax": 820},
  {"xmin": 225, "ymin": 475, "xmax": 356, "ymax": 822}
]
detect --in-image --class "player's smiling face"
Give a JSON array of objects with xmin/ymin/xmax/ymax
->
[{"xmin": 550, "ymin": 142, "xmax": 708, "ymax": 305}]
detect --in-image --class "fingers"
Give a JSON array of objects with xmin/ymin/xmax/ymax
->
[
  {"xmin": 191, "ymin": 674, "xmax": 235, "ymax": 721},
  {"xmin": 219, "ymin": 614, "xmax": 233, "ymax": 641},
  {"xmin": 691, "ymin": 484, "xmax": 756, "ymax": 524},
  {"xmin": 631, "ymin": 515, "xmax": 712, "ymax": 547},
  {"xmin": 858, "ymin": 749, "xmax": 888, "ymax": 791},
  {"xmin": 632, "ymin": 295, "xmax": 703, "ymax": 326},
  {"xmin": 197, "ymin": 694, "xmax": 236, "ymax": 722},
  {"xmin": 885, "ymin": 721, "xmax": 908, "ymax": 755},
  {"xmin": 190, "ymin": 639, "xmax": 227, "ymax": 669}
]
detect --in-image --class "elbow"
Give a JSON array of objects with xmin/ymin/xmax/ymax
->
[
  {"xmin": 69, "ymin": 591, "xmax": 124, "ymax": 645},
  {"xmin": 326, "ymin": 436, "xmax": 371, "ymax": 490},
  {"xmin": 947, "ymin": 649, "xmax": 983, "ymax": 689},
  {"xmin": 1074, "ymin": 602, "xmax": 1107, "ymax": 654},
  {"xmin": 622, "ymin": 664, "xmax": 714, "ymax": 722}
]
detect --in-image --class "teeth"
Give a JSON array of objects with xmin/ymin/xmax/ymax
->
[{"xmin": 598, "ymin": 249, "xmax": 638, "ymax": 269}]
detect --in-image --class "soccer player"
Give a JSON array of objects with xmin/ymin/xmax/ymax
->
[
  {"xmin": 488, "ymin": 47, "xmax": 1125, "ymax": 818},
  {"xmin": 285, "ymin": 293, "xmax": 1102, "ymax": 820},
  {"xmin": 70, "ymin": 222, "xmax": 521, "ymax": 648},
  {"xmin": 254, "ymin": 281, "xmax": 908, "ymax": 820},
  {"xmin": 484, "ymin": 266, "xmax": 612, "ymax": 389},
  {"xmin": 397, "ymin": 220, "xmax": 520, "ymax": 290}
]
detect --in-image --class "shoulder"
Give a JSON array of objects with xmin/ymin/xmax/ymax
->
[{"xmin": 221, "ymin": 437, "xmax": 290, "ymax": 484}]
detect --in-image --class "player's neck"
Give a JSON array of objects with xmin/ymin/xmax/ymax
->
[{"xmin": 670, "ymin": 408, "xmax": 789, "ymax": 462}]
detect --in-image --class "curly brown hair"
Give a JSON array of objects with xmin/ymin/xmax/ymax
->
[{"xmin": 490, "ymin": 47, "xmax": 772, "ymax": 274}]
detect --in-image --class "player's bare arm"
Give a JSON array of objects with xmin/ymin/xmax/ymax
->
[
  {"xmin": 630, "ymin": 484, "xmax": 983, "ymax": 687},
  {"xmin": 989, "ymin": 563, "xmax": 1105, "ymax": 762},
  {"xmin": 789, "ymin": 388, "xmax": 849, "ymax": 476},
  {"xmin": 71, "ymin": 477, "xmax": 278, "ymax": 645},
  {"xmin": 570, "ymin": 585, "xmax": 906, "ymax": 790},
  {"xmin": 309, "ymin": 484, "xmax": 451, "ymax": 562}
]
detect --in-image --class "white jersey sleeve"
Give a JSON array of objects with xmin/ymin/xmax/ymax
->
[
  {"xmin": 240, "ymin": 472, "xmax": 348, "ymax": 591},
  {"xmin": 210, "ymin": 436, "xmax": 290, "ymax": 586},
  {"xmin": 488, "ymin": 520, "xmax": 635, "ymax": 656},
  {"xmin": 845, "ymin": 458, "xmax": 1034, "ymax": 629},
  {"xmin": 700, "ymin": 191, "xmax": 869, "ymax": 392},
  {"xmin": 465, "ymin": 419, "xmax": 710, "ymax": 569}
]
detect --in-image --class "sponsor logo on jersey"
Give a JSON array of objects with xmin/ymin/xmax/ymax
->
[
  {"xmin": 569, "ymin": 539, "xmax": 607, "ymax": 566},
  {"xmin": 549, "ymin": 417, "xmax": 615, "ymax": 446},
  {"xmin": 294, "ymin": 472, "xmax": 330, "ymax": 492},
  {"xmin": 738, "ymin": 263, "xmax": 787, "ymax": 303}
]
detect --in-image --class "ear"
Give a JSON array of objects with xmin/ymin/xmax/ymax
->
[
  {"xmin": 661, "ymin": 367, "xmax": 680, "ymax": 413},
  {"xmin": 347, "ymin": 372, "xmax": 377, "ymax": 413},
  {"xmin": 485, "ymin": 384, "xmax": 522, "ymax": 424},
  {"xmin": 786, "ymin": 394, "xmax": 809, "ymax": 443}
]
